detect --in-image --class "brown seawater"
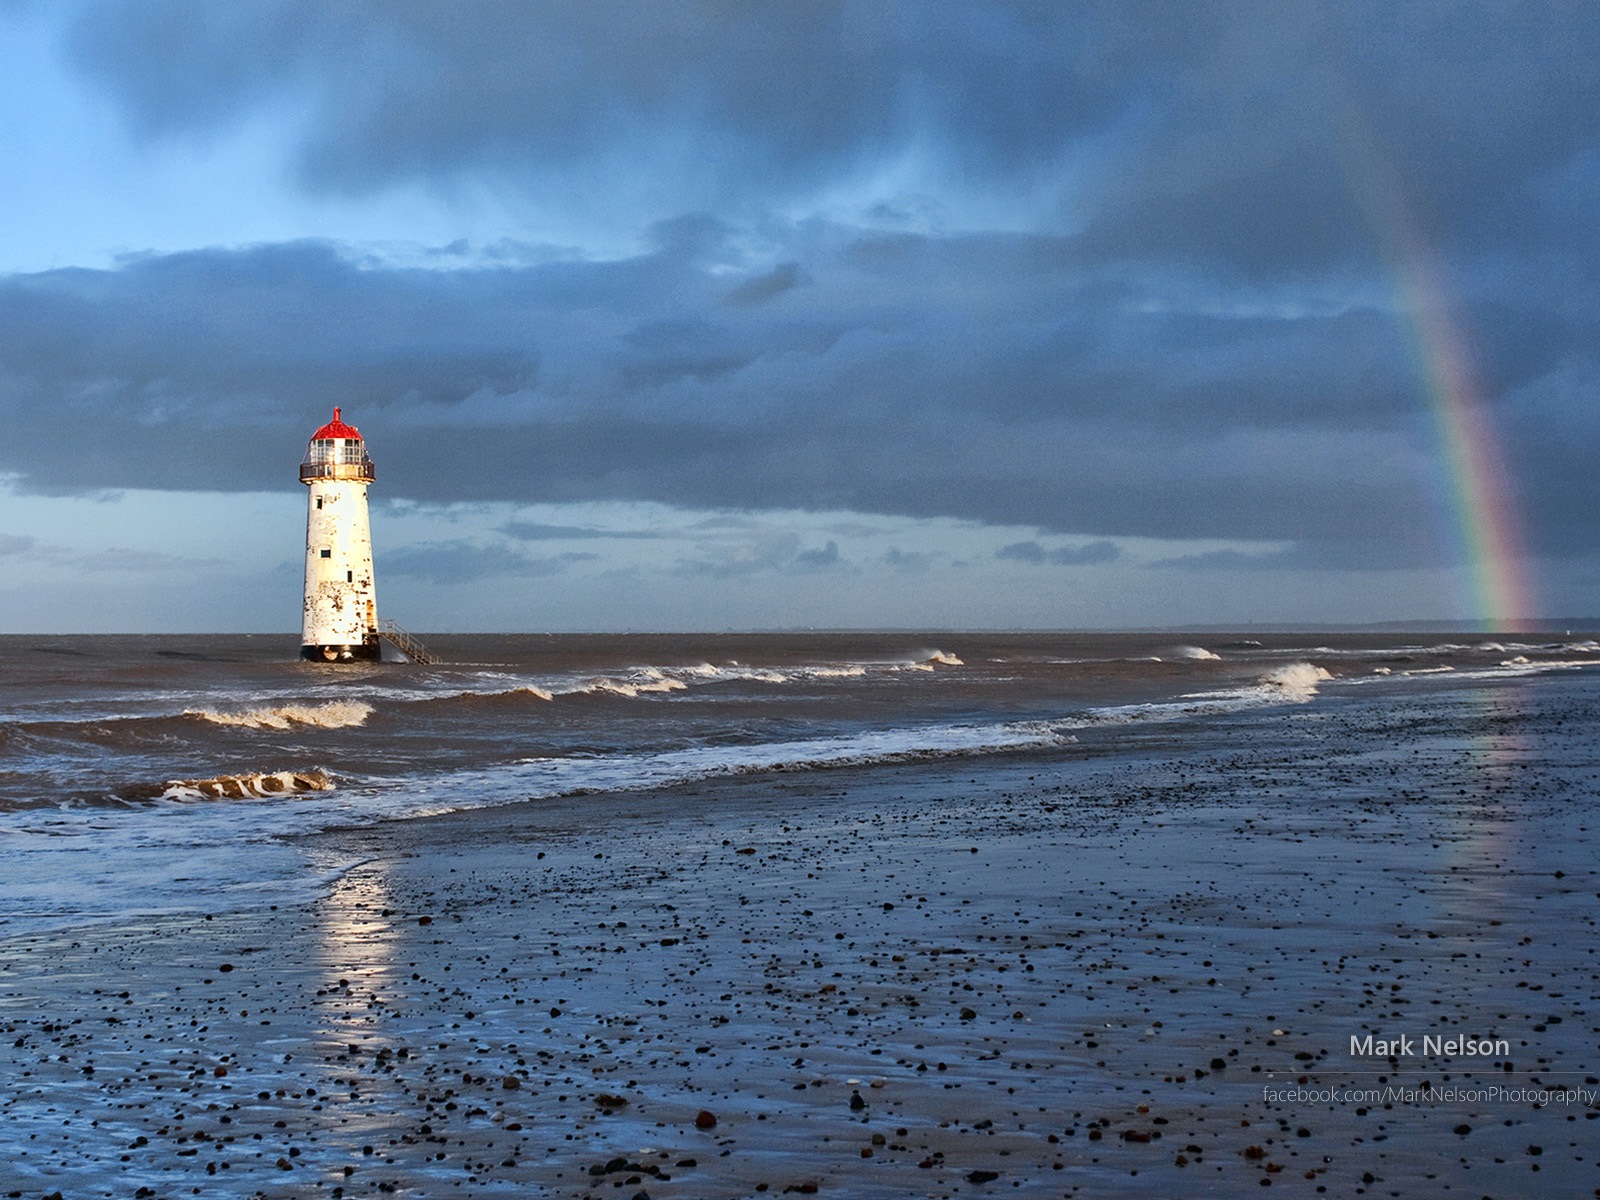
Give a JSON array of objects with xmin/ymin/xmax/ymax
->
[{"xmin": 0, "ymin": 630, "xmax": 1592, "ymax": 933}]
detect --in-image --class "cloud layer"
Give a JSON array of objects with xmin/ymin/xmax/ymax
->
[{"xmin": 0, "ymin": 0, "xmax": 1593, "ymax": 622}]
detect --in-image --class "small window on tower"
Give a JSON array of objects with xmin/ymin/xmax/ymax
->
[
  {"xmin": 320, "ymin": 548, "xmax": 331, "ymax": 559},
  {"xmin": 315, "ymin": 498, "xmax": 323, "ymax": 509},
  {"xmin": 346, "ymin": 571, "xmax": 353, "ymax": 583}
]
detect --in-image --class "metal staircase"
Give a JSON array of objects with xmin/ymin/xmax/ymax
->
[{"xmin": 377, "ymin": 618, "xmax": 441, "ymax": 665}]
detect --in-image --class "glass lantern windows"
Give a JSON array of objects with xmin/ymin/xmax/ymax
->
[{"xmin": 309, "ymin": 437, "xmax": 365, "ymax": 465}]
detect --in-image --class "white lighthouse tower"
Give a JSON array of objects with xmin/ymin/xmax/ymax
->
[{"xmin": 300, "ymin": 408, "xmax": 380, "ymax": 662}]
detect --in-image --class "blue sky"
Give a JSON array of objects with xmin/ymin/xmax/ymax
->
[{"xmin": 0, "ymin": 1, "xmax": 1595, "ymax": 632}]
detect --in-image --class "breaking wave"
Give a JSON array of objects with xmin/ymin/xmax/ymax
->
[
  {"xmin": 186, "ymin": 701, "xmax": 374, "ymax": 730},
  {"xmin": 503, "ymin": 684, "xmax": 555, "ymax": 701},
  {"xmin": 68, "ymin": 769, "xmax": 337, "ymax": 806},
  {"xmin": 536, "ymin": 656, "xmax": 957, "ymax": 696},
  {"xmin": 1260, "ymin": 662, "xmax": 1335, "ymax": 702},
  {"xmin": 161, "ymin": 769, "xmax": 336, "ymax": 801},
  {"xmin": 901, "ymin": 651, "xmax": 964, "ymax": 671},
  {"xmin": 660, "ymin": 726, "xmax": 1073, "ymax": 779},
  {"xmin": 1171, "ymin": 645, "xmax": 1222, "ymax": 661},
  {"xmin": 574, "ymin": 669, "xmax": 689, "ymax": 698}
]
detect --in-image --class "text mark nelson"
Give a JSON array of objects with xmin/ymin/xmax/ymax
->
[{"xmin": 1351, "ymin": 1033, "xmax": 1511, "ymax": 1058}]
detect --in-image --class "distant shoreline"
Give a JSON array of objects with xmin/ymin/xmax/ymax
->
[{"xmin": 0, "ymin": 620, "xmax": 1597, "ymax": 638}]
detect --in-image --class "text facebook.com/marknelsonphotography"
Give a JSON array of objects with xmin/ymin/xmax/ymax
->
[{"xmin": 1264, "ymin": 1085, "xmax": 1599, "ymax": 1107}]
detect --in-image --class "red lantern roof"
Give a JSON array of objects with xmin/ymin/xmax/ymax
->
[{"xmin": 310, "ymin": 407, "xmax": 362, "ymax": 441}]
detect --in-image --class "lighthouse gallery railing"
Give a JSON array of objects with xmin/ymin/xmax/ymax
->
[{"xmin": 300, "ymin": 460, "xmax": 375, "ymax": 483}]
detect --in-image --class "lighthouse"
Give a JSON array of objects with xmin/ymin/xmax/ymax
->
[{"xmin": 300, "ymin": 408, "xmax": 380, "ymax": 662}]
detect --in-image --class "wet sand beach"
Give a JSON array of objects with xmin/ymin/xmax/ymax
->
[{"xmin": 2, "ymin": 675, "xmax": 1598, "ymax": 1198}]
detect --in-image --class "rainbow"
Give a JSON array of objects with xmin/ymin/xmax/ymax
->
[
  {"xmin": 1345, "ymin": 134, "xmax": 1537, "ymax": 632},
  {"xmin": 1389, "ymin": 226, "xmax": 1535, "ymax": 631}
]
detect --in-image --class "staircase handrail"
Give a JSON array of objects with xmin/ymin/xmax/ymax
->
[{"xmin": 376, "ymin": 618, "xmax": 440, "ymax": 665}]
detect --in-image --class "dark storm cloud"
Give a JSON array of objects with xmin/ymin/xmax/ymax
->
[
  {"xmin": 0, "ymin": 216, "xmax": 1592, "ymax": 565},
  {"xmin": 1066, "ymin": 5, "xmax": 1600, "ymax": 276},
  {"xmin": 61, "ymin": 1, "xmax": 1129, "ymax": 201},
  {"xmin": 2, "ymin": 1, "xmax": 1595, "ymax": 572},
  {"xmin": 58, "ymin": 3, "xmax": 1600, "ymax": 270}
]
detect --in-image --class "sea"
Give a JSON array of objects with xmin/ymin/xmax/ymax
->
[{"xmin": 1, "ymin": 630, "xmax": 1595, "ymax": 937}]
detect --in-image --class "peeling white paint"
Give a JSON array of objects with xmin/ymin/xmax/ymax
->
[{"xmin": 301, "ymin": 417, "xmax": 379, "ymax": 658}]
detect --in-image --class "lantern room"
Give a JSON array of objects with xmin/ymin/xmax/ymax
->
[{"xmin": 300, "ymin": 407, "xmax": 375, "ymax": 483}]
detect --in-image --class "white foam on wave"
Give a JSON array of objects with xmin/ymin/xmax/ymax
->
[
  {"xmin": 1171, "ymin": 645, "xmax": 1222, "ymax": 661},
  {"xmin": 587, "ymin": 721, "xmax": 1075, "ymax": 781},
  {"xmin": 472, "ymin": 683, "xmax": 558, "ymax": 702},
  {"xmin": 508, "ymin": 684, "xmax": 555, "ymax": 701},
  {"xmin": 389, "ymin": 654, "xmax": 961, "ymax": 707},
  {"xmin": 1483, "ymin": 657, "xmax": 1593, "ymax": 677},
  {"xmin": 680, "ymin": 662, "xmax": 788, "ymax": 684},
  {"xmin": 545, "ymin": 660, "xmax": 876, "ymax": 698},
  {"xmin": 471, "ymin": 684, "xmax": 556, "ymax": 701},
  {"xmin": 1470, "ymin": 641, "xmax": 1568, "ymax": 655},
  {"xmin": 414, "ymin": 682, "xmax": 556, "ymax": 705},
  {"xmin": 900, "ymin": 651, "xmax": 964, "ymax": 672},
  {"xmin": 574, "ymin": 670, "xmax": 689, "ymax": 698},
  {"xmin": 160, "ymin": 769, "xmax": 336, "ymax": 801},
  {"xmin": 1379, "ymin": 657, "xmax": 1597, "ymax": 689},
  {"xmin": 1260, "ymin": 662, "xmax": 1335, "ymax": 701},
  {"xmin": 187, "ymin": 700, "xmax": 374, "ymax": 730},
  {"xmin": 1261, "ymin": 642, "xmax": 1471, "ymax": 660},
  {"xmin": 1346, "ymin": 656, "xmax": 1600, "ymax": 687},
  {"xmin": 667, "ymin": 661, "xmax": 881, "ymax": 685},
  {"xmin": 1010, "ymin": 663, "xmax": 1342, "ymax": 734},
  {"xmin": 1109, "ymin": 662, "xmax": 1338, "ymax": 714}
]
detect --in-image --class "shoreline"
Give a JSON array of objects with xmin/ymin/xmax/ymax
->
[{"xmin": 2, "ymin": 676, "xmax": 1597, "ymax": 1196}]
